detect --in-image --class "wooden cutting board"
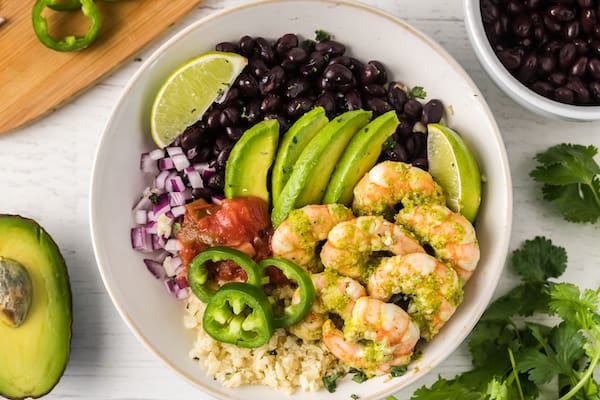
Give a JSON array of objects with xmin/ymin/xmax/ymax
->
[{"xmin": 0, "ymin": 0, "xmax": 203, "ymax": 134}]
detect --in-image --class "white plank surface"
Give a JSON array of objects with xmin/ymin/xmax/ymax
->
[{"xmin": 1, "ymin": 0, "xmax": 600, "ymax": 399}]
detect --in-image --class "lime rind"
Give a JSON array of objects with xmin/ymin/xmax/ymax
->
[
  {"xmin": 150, "ymin": 52, "xmax": 248, "ymax": 148},
  {"xmin": 427, "ymin": 123, "xmax": 482, "ymax": 222}
]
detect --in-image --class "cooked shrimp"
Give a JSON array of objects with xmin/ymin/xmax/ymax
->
[
  {"xmin": 271, "ymin": 204, "xmax": 354, "ymax": 273},
  {"xmin": 289, "ymin": 270, "xmax": 366, "ymax": 341},
  {"xmin": 368, "ymin": 253, "xmax": 463, "ymax": 340},
  {"xmin": 322, "ymin": 297, "xmax": 419, "ymax": 376},
  {"xmin": 352, "ymin": 161, "xmax": 445, "ymax": 220},
  {"xmin": 395, "ymin": 204, "xmax": 479, "ymax": 281},
  {"xmin": 320, "ymin": 216, "xmax": 424, "ymax": 282}
]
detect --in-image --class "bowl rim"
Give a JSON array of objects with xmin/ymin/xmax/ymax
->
[
  {"xmin": 463, "ymin": 0, "xmax": 600, "ymax": 122},
  {"xmin": 90, "ymin": 0, "xmax": 513, "ymax": 398}
]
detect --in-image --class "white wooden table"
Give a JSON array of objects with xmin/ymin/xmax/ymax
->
[{"xmin": 1, "ymin": 0, "xmax": 600, "ymax": 399}]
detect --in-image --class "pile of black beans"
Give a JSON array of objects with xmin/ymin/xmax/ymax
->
[
  {"xmin": 481, "ymin": 0, "xmax": 600, "ymax": 105},
  {"xmin": 174, "ymin": 33, "xmax": 444, "ymax": 200}
]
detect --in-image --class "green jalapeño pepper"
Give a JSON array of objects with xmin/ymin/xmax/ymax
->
[
  {"xmin": 47, "ymin": 0, "xmax": 82, "ymax": 11},
  {"xmin": 187, "ymin": 247, "xmax": 263, "ymax": 303},
  {"xmin": 258, "ymin": 257, "xmax": 315, "ymax": 328},
  {"xmin": 32, "ymin": 0, "xmax": 101, "ymax": 52},
  {"xmin": 203, "ymin": 282, "xmax": 274, "ymax": 348}
]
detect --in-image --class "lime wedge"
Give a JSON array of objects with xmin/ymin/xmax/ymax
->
[
  {"xmin": 427, "ymin": 123, "xmax": 482, "ymax": 222},
  {"xmin": 150, "ymin": 52, "xmax": 248, "ymax": 148}
]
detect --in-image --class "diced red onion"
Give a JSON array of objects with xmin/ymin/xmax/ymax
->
[
  {"xmin": 168, "ymin": 192, "xmax": 186, "ymax": 207},
  {"xmin": 149, "ymin": 148, "xmax": 165, "ymax": 161},
  {"xmin": 171, "ymin": 153, "xmax": 191, "ymax": 171},
  {"xmin": 212, "ymin": 195, "xmax": 225, "ymax": 205},
  {"xmin": 171, "ymin": 205, "xmax": 186, "ymax": 218},
  {"xmin": 186, "ymin": 147, "xmax": 198, "ymax": 160},
  {"xmin": 144, "ymin": 259, "xmax": 166, "ymax": 280},
  {"xmin": 140, "ymin": 153, "xmax": 159, "ymax": 175},
  {"xmin": 131, "ymin": 227, "xmax": 152, "ymax": 252},
  {"xmin": 145, "ymin": 221, "xmax": 157, "ymax": 234},
  {"xmin": 164, "ymin": 278, "xmax": 178, "ymax": 295},
  {"xmin": 164, "ymin": 238, "xmax": 179, "ymax": 253},
  {"xmin": 155, "ymin": 170, "xmax": 170, "ymax": 191},
  {"xmin": 193, "ymin": 162, "xmax": 210, "ymax": 171},
  {"xmin": 176, "ymin": 286, "xmax": 190, "ymax": 300},
  {"xmin": 151, "ymin": 234, "xmax": 166, "ymax": 251},
  {"xmin": 185, "ymin": 168, "xmax": 203, "ymax": 189},
  {"xmin": 201, "ymin": 168, "xmax": 216, "ymax": 180},
  {"xmin": 134, "ymin": 209, "xmax": 147, "ymax": 225},
  {"xmin": 147, "ymin": 210, "xmax": 157, "ymax": 223},
  {"xmin": 164, "ymin": 172, "xmax": 178, "ymax": 192},
  {"xmin": 153, "ymin": 194, "xmax": 171, "ymax": 217},
  {"xmin": 159, "ymin": 157, "xmax": 175, "ymax": 171},
  {"xmin": 133, "ymin": 193, "xmax": 152, "ymax": 211},
  {"xmin": 166, "ymin": 147, "xmax": 183, "ymax": 157},
  {"xmin": 169, "ymin": 176, "xmax": 186, "ymax": 192}
]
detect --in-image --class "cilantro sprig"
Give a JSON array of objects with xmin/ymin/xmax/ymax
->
[
  {"xmin": 530, "ymin": 144, "xmax": 600, "ymax": 223},
  {"xmin": 411, "ymin": 236, "xmax": 600, "ymax": 400}
]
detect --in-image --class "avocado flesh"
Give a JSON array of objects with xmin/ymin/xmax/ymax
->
[
  {"xmin": 271, "ymin": 107, "xmax": 329, "ymax": 206},
  {"xmin": 271, "ymin": 109, "xmax": 372, "ymax": 226},
  {"xmin": 322, "ymin": 110, "xmax": 399, "ymax": 205},
  {"xmin": 224, "ymin": 119, "xmax": 280, "ymax": 205},
  {"xmin": 0, "ymin": 215, "xmax": 72, "ymax": 399}
]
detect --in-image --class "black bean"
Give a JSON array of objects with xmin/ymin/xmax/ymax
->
[
  {"xmin": 220, "ymin": 87, "xmax": 240, "ymax": 106},
  {"xmin": 532, "ymin": 80, "xmax": 555, "ymax": 96},
  {"xmin": 498, "ymin": 48, "xmax": 524, "ymax": 69},
  {"xmin": 259, "ymin": 66, "xmax": 285, "ymax": 94},
  {"xmin": 365, "ymin": 97, "xmax": 392, "ymax": 115},
  {"xmin": 590, "ymin": 81, "xmax": 600, "ymax": 99},
  {"xmin": 588, "ymin": 58, "xmax": 600, "ymax": 78},
  {"xmin": 323, "ymin": 63, "xmax": 354, "ymax": 84},
  {"xmin": 255, "ymin": 37, "xmax": 276, "ymax": 65},
  {"xmin": 570, "ymin": 56, "xmax": 588, "ymax": 75},
  {"xmin": 544, "ymin": 40, "xmax": 564, "ymax": 53},
  {"xmin": 328, "ymin": 55, "xmax": 353, "ymax": 68},
  {"xmin": 422, "ymin": 100, "xmax": 444, "ymax": 124},
  {"xmin": 286, "ymin": 97, "xmax": 313, "ymax": 118},
  {"xmin": 275, "ymin": 33, "xmax": 298, "ymax": 56},
  {"xmin": 396, "ymin": 118, "xmax": 414, "ymax": 136},
  {"xmin": 239, "ymin": 35, "xmax": 256, "ymax": 56},
  {"xmin": 549, "ymin": 5, "xmax": 577, "ymax": 22},
  {"xmin": 360, "ymin": 63, "xmax": 379, "ymax": 85},
  {"xmin": 388, "ymin": 83, "xmax": 409, "ymax": 111},
  {"xmin": 538, "ymin": 53, "xmax": 557, "ymax": 74},
  {"xmin": 513, "ymin": 14, "xmax": 533, "ymax": 37},
  {"xmin": 548, "ymin": 71, "xmax": 568, "ymax": 85},
  {"xmin": 225, "ymin": 127, "xmax": 244, "ymax": 141},
  {"xmin": 554, "ymin": 86, "xmax": 575, "ymax": 102},
  {"xmin": 543, "ymin": 15, "xmax": 563, "ymax": 33},
  {"xmin": 219, "ymin": 107, "xmax": 241, "ymax": 127},
  {"xmin": 264, "ymin": 114, "xmax": 291, "ymax": 132},
  {"xmin": 482, "ymin": 0, "xmax": 499, "ymax": 23},
  {"xmin": 214, "ymin": 136, "xmax": 234, "ymax": 155},
  {"xmin": 594, "ymin": 24, "xmax": 600, "ymax": 38},
  {"xmin": 582, "ymin": 9, "xmax": 597, "ymax": 33},
  {"xmin": 215, "ymin": 41, "xmax": 239, "ymax": 53},
  {"xmin": 507, "ymin": 0, "xmax": 524, "ymax": 15},
  {"xmin": 192, "ymin": 187, "xmax": 216, "ymax": 201},
  {"xmin": 236, "ymin": 73, "xmax": 260, "ymax": 98},
  {"xmin": 206, "ymin": 108, "xmax": 222, "ymax": 130},
  {"xmin": 215, "ymin": 147, "xmax": 232, "ymax": 171},
  {"xmin": 299, "ymin": 51, "xmax": 328, "ymax": 77},
  {"xmin": 315, "ymin": 40, "xmax": 346, "ymax": 57},
  {"xmin": 343, "ymin": 91, "xmax": 363, "ymax": 111},
  {"xmin": 573, "ymin": 38, "xmax": 590, "ymax": 54},
  {"xmin": 518, "ymin": 53, "xmax": 538, "ymax": 82},
  {"xmin": 383, "ymin": 142, "xmax": 408, "ymax": 162},
  {"xmin": 244, "ymin": 100, "xmax": 262, "ymax": 125},
  {"xmin": 285, "ymin": 47, "xmax": 308, "ymax": 65},
  {"xmin": 284, "ymin": 78, "xmax": 311, "ymax": 99},
  {"xmin": 578, "ymin": 0, "xmax": 594, "ymax": 7},
  {"xmin": 314, "ymin": 92, "xmax": 336, "ymax": 116},
  {"xmin": 403, "ymin": 99, "xmax": 423, "ymax": 120},
  {"xmin": 191, "ymin": 146, "xmax": 212, "ymax": 163},
  {"xmin": 248, "ymin": 58, "xmax": 269, "ymax": 79},
  {"xmin": 412, "ymin": 157, "xmax": 429, "ymax": 170},
  {"xmin": 207, "ymin": 172, "xmax": 225, "ymax": 190},
  {"xmin": 260, "ymin": 93, "xmax": 282, "ymax": 113},
  {"xmin": 563, "ymin": 20, "xmax": 581, "ymax": 40},
  {"xmin": 566, "ymin": 78, "xmax": 591, "ymax": 101},
  {"xmin": 405, "ymin": 136, "xmax": 417, "ymax": 158},
  {"xmin": 533, "ymin": 24, "xmax": 546, "ymax": 42},
  {"xmin": 362, "ymin": 84, "xmax": 387, "ymax": 97},
  {"xmin": 558, "ymin": 42, "xmax": 577, "ymax": 69}
]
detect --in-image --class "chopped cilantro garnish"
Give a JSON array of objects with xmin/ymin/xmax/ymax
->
[
  {"xmin": 390, "ymin": 366, "xmax": 407, "ymax": 377},
  {"xmin": 409, "ymin": 86, "xmax": 427, "ymax": 99},
  {"xmin": 149, "ymin": 193, "xmax": 159, "ymax": 205},
  {"xmin": 323, "ymin": 374, "xmax": 338, "ymax": 393},
  {"xmin": 315, "ymin": 29, "xmax": 331, "ymax": 41}
]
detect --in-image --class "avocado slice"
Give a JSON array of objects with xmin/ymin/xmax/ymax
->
[
  {"xmin": 0, "ymin": 215, "xmax": 72, "ymax": 399},
  {"xmin": 271, "ymin": 109, "xmax": 372, "ymax": 226},
  {"xmin": 322, "ymin": 110, "xmax": 399, "ymax": 205},
  {"xmin": 271, "ymin": 107, "xmax": 329, "ymax": 206},
  {"xmin": 224, "ymin": 119, "xmax": 280, "ymax": 205}
]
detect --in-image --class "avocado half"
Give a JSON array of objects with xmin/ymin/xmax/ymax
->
[{"xmin": 0, "ymin": 215, "xmax": 72, "ymax": 399}]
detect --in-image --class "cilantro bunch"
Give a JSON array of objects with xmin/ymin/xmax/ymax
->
[
  {"xmin": 411, "ymin": 237, "xmax": 600, "ymax": 400},
  {"xmin": 531, "ymin": 144, "xmax": 600, "ymax": 223}
]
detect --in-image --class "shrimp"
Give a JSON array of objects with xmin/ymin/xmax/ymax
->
[
  {"xmin": 322, "ymin": 297, "xmax": 420, "ymax": 376},
  {"xmin": 320, "ymin": 215, "xmax": 425, "ymax": 282},
  {"xmin": 289, "ymin": 270, "xmax": 366, "ymax": 341},
  {"xmin": 395, "ymin": 204, "xmax": 479, "ymax": 281},
  {"xmin": 367, "ymin": 253, "xmax": 463, "ymax": 340},
  {"xmin": 271, "ymin": 204, "xmax": 354, "ymax": 273},
  {"xmin": 352, "ymin": 161, "xmax": 445, "ymax": 220}
]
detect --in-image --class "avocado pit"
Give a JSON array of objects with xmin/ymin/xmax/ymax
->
[{"xmin": 0, "ymin": 256, "xmax": 32, "ymax": 328}]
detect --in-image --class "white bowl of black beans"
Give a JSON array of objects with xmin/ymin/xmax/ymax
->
[{"xmin": 465, "ymin": 0, "xmax": 600, "ymax": 121}]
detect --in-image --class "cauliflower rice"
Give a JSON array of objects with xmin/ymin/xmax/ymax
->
[{"xmin": 184, "ymin": 294, "xmax": 349, "ymax": 393}]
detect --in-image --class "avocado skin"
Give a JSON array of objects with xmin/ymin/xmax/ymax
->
[
  {"xmin": 0, "ymin": 215, "xmax": 72, "ymax": 400},
  {"xmin": 271, "ymin": 109, "xmax": 372, "ymax": 227},
  {"xmin": 322, "ymin": 110, "xmax": 399, "ymax": 205}
]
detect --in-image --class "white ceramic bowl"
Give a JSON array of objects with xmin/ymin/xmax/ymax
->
[
  {"xmin": 90, "ymin": 1, "xmax": 512, "ymax": 399},
  {"xmin": 464, "ymin": 0, "xmax": 600, "ymax": 121}
]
